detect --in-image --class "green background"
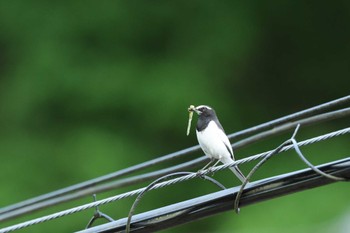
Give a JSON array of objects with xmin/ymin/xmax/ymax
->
[{"xmin": 0, "ymin": 1, "xmax": 349, "ymax": 233}]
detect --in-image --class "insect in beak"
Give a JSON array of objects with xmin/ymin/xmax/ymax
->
[{"xmin": 186, "ymin": 105, "xmax": 195, "ymax": 135}]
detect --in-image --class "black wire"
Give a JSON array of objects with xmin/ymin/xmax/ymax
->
[
  {"xmin": 1, "ymin": 108, "xmax": 350, "ymax": 223},
  {"xmin": 233, "ymin": 107, "xmax": 350, "ymax": 150},
  {"xmin": 1, "ymin": 96, "xmax": 349, "ymax": 222},
  {"xmin": 77, "ymin": 157, "xmax": 350, "ymax": 233},
  {"xmin": 228, "ymin": 95, "xmax": 350, "ymax": 141}
]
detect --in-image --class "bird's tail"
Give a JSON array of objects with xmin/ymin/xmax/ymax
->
[{"xmin": 229, "ymin": 165, "xmax": 246, "ymax": 183}]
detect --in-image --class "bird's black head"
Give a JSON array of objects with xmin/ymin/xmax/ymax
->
[
  {"xmin": 194, "ymin": 105, "xmax": 216, "ymax": 118},
  {"xmin": 193, "ymin": 105, "xmax": 222, "ymax": 132}
]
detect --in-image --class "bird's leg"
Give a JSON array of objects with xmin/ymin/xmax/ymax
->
[
  {"xmin": 197, "ymin": 158, "xmax": 214, "ymax": 176},
  {"xmin": 207, "ymin": 160, "xmax": 221, "ymax": 176},
  {"xmin": 212, "ymin": 159, "xmax": 221, "ymax": 167},
  {"xmin": 201, "ymin": 159, "xmax": 214, "ymax": 170}
]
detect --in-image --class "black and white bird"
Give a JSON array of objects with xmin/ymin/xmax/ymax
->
[{"xmin": 191, "ymin": 105, "xmax": 246, "ymax": 183}]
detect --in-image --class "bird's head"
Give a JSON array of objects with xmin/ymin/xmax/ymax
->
[{"xmin": 192, "ymin": 105, "xmax": 215, "ymax": 117}]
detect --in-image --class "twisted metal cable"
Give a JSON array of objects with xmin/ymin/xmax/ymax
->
[
  {"xmin": 2, "ymin": 95, "xmax": 349, "ymax": 218},
  {"xmin": 1, "ymin": 126, "xmax": 349, "ymax": 233},
  {"xmin": 2, "ymin": 108, "xmax": 349, "ymax": 224}
]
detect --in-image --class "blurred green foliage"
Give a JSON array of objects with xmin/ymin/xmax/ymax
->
[{"xmin": 0, "ymin": 1, "xmax": 349, "ymax": 232}]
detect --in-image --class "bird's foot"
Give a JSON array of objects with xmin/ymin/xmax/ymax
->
[
  {"xmin": 207, "ymin": 167, "xmax": 215, "ymax": 176},
  {"xmin": 196, "ymin": 168, "xmax": 215, "ymax": 177},
  {"xmin": 196, "ymin": 169, "xmax": 206, "ymax": 178}
]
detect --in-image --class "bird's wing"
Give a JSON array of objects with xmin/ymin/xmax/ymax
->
[
  {"xmin": 212, "ymin": 119, "xmax": 234, "ymax": 159},
  {"xmin": 217, "ymin": 128, "xmax": 234, "ymax": 159}
]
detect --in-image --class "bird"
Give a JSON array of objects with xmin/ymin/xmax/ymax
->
[{"xmin": 190, "ymin": 105, "xmax": 246, "ymax": 183}]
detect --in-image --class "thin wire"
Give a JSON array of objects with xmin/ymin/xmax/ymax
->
[
  {"xmin": 0, "ymin": 157, "xmax": 206, "ymax": 223},
  {"xmin": 228, "ymin": 95, "xmax": 350, "ymax": 141},
  {"xmin": 291, "ymin": 138, "xmax": 346, "ymax": 181},
  {"xmin": 1, "ymin": 126, "xmax": 349, "ymax": 233},
  {"xmin": 1, "ymin": 95, "xmax": 349, "ymax": 217},
  {"xmin": 125, "ymin": 172, "xmax": 226, "ymax": 233},
  {"xmin": 78, "ymin": 157, "xmax": 350, "ymax": 233},
  {"xmin": 234, "ymin": 133, "xmax": 295, "ymax": 213},
  {"xmin": 233, "ymin": 107, "xmax": 350, "ymax": 150},
  {"xmin": 234, "ymin": 124, "xmax": 346, "ymax": 212},
  {"xmin": 3, "ymin": 107, "xmax": 349, "ymax": 224}
]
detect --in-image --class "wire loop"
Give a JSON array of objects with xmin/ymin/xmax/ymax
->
[
  {"xmin": 125, "ymin": 172, "xmax": 226, "ymax": 233},
  {"xmin": 234, "ymin": 124, "xmax": 348, "ymax": 213}
]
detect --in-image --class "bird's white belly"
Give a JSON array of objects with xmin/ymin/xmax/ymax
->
[{"xmin": 196, "ymin": 121, "xmax": 232, "ymax": 160}]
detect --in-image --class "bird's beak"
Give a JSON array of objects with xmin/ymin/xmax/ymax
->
[
  {"xmin": 188, "ymin": 105, "xmax": 200, "ymax": 115},
  {"xmin": 193, "ymin": 108, "xmax": 201, "ymax": 114}
]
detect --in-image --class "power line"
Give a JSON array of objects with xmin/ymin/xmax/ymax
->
[
  {"xmin": 1, "ymin": 95, "xmax": 349, "ymax": 218},
  {"xmin": 1, "ymin": 126, "xmax": 349, "ymax": 233},
  {"xmin": 1, "ymin": 107, "xmax": 350, "ymax": 223},
  {"xmin": 78, "ymin": 157, "xmax": 350, "ymax": 233}
]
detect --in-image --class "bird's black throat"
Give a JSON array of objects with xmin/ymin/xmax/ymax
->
[{"xmin": 196, "ymin": 113, "xmax": 225, "ymax": 132}]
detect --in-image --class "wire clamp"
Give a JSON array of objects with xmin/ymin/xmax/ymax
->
[{"xmin": 85, "ymin": 194, "xmax": 114, "ymax": 229}]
